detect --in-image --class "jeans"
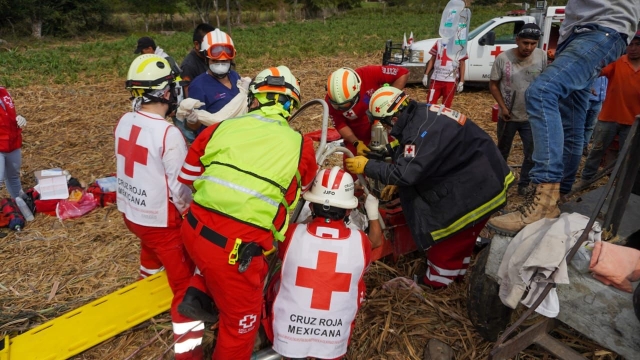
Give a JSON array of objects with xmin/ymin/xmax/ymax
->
[
  {"xmin": 0, "ymin": 148, "xmax": 23, "ymax": 199},
  {"xmin": 583, "ymin": 100, "xmax": 603, "ymax": 149},
  {"xmin": 581, "ymin": 121, "xmax": 631, "ymax": 181},
  {"xmin": 525, "ymin": 24, "xmax": 626, "ymax": 194},
  {"xmin": 496, "ymin": 118, "xmax": 534, "ymax": 186}
]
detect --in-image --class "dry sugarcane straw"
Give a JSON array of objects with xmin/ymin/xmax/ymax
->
[{"xmin": 492, "ymin": 116, "xmax": 640, "ymax": 352}]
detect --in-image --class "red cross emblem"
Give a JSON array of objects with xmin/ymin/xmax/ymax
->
[
  {"xmin": 296, "ymin": 251, "xmax": 352, "ymax": 310},
  {"xmin": 404, "ymin": 144, "xmax": 416, "ymax": 158},
  {"xmin": 352, "ymin": 84, "xmax": 357, "ymax": 91},
  {"xmin": 438, "ymin": 48, "xmax": 452, "ymax": 66},
  {"xmin": 117, "ymin": 125, "xmax": 148, "ymax": 177},
  {"xmin": 490, "ymin": 46, "xmax": 503, "ymax": 58},
  {"xmin": 375, "ymin": 106, "xmax": 381, "ymax": 113}
]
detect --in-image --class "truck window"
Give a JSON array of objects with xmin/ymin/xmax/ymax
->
[
  {"xmin": 468, "ymin": 20, "xmax": 496, "ymax": 41},
  {"xmin": 492, "ymin": 21, "xmax": 525, "ymax": 44}
]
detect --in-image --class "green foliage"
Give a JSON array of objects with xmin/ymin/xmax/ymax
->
[{"xmin": 0, "ymin": 5, "xmax": 512, "ymax": 87}]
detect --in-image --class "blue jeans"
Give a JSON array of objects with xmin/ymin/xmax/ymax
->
[
  {"xmin": 496, "ymin": 118, "xmax": 534, "ymax": 186},
  {"xmin": 583, "ymin": 100, "xmax": 603, "ymax": 149},
  {"xmin": 525, "ymin": 24, "xmax": 626, "ymax": 194},
  {"xmin": 0, "ymin": 148, "xmax": 23, "ymax": 199},
  {"xmin": 580, "ymin": 121, "xmax": 631, "ymax": 181}
]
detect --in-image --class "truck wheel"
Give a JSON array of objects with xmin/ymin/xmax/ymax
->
[{"xmin": 467, "ymin": 247, "xmax": 513, "ymax": 342}]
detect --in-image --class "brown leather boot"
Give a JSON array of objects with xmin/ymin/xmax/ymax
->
[{"xmin": 488, "ymin": 183, "xmax": 561, "ymax": 236}]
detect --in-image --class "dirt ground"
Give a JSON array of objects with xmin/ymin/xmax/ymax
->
[{"xmin": 0, "ymin": 54, "xmax": 617, "ymax": 359}]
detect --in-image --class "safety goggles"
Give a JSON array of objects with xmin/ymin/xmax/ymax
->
[
  {"xmin": 207, "ymin": 44, "xmax": 235, "ymax": 60},
  {"xmin": 517, "ymin": 28, "xmax": 542, "ymax": 40},
  {"xmin": 366, "ymin": 110, "xmax": 394, "ymax": 127},
  {"xmin": 329, "ymin": 93, "xmax": 360, "ymax": 112}
]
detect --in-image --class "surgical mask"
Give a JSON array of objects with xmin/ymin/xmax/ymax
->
[{"xmin": 209, "ymin": 62, "xmax": 231, "ymax": 76}]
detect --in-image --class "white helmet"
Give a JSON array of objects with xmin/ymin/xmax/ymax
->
[
  {"xmin": 201, "ymin": 29, "xmax": 236, "ymax": 60},
  {"xmin": 303, "ymin": 167, "xmax": 358, "ymax": 209},
  {"xmin": 326, "ymin": 67, "xmax": 361, "ymax": 111},
  {"xmin": 367, "ymin": 86, "xmax": 408, "ymax": 125}
]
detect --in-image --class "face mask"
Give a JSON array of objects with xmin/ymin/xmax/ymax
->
[{"xmin": 209, "ymin": 62, "xmax": 231, "ymax": 76}]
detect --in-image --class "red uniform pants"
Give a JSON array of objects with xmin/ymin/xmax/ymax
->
[
  {"xmin": 124, "ymin": 216, "xmax": 204, "ymax": 360},
  {"xmin": 427, "ymin": 80, "xmax": 456, "ymax": 108},
  {"xmin": 182, "ymin": 213, "xmax": 268, "ymax": 360},
  {"xmin": 422, "ymin": 219, "xmax": 488, "ymax": 288}
]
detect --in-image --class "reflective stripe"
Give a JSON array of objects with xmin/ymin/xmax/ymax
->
[
  {"xmin": 140, "ymin": 265, "xmax": 164, "ymax": 275},
  {"xmin": 173, "ymin": 320, "xmax": 205, "ymax": 335},
  {"xmin": 183, "ymin": 163, "xmax": 202, "ymax": 172},
  {"xmin": 431, "ymin": 172, "xmax": 515, "ymax": 241},
  {"xmin": 247, "ymin": 113, "xmax": 285, "ymax": 125},
  {"xmin": 425, "ymin": 268, "xmax": 453, "ymax": 285},
  {"xmin": 459, "ymin": 269, "xmax": 467, "ymax": 275},
  {"xmin": 174, "ymin": 338, "xmax": 203, "ymax": 354},
  {"xmin": 197, "ymin": 175, "xmax": 279, "ymax": 207},
  {"xmin": 462, "ymin": 257, "xmax": 471, "ymax": 264},
  {"xmin": 179, "ymin": 172, "xmax": 199, "ymax": 181},
  {"xmin": 194, "ymin": 267, "xmax": 201, "ymax": 276},
  {"xmin": 427, "ymin": 260, "xmax": 462, "ymax": 277}
]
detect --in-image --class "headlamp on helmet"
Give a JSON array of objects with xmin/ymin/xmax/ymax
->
[
  {"xmin": 366, "ymin": 86, "xmax": 408, "ymax": 127},
  {"xmin": 126, "ymin": 54, "xmax": 176, "ymax": 96},
  {"xmin": 249, "ymin": 66, "xmax": 301, "ymax": 109}
]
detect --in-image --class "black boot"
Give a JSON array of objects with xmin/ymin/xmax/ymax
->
[{"xmin": 178, "ymin": 287, "xmax": 219, "ymax": 323}]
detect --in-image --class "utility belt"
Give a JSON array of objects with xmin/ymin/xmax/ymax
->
[{"xmin": 186, "ymin": 211, "xmax": 269, "ymax": 273}]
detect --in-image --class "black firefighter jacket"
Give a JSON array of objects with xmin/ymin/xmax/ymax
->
[{"xmin": 364, "ymin": 101, "xmax": 514, "ymax": 250}]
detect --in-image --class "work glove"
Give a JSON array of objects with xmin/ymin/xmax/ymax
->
[
  {"xmin": 345, "ymin": 156, "xmax": 368, "ymax": 174},
  {"xmin": 354, "ymin": 140, "xmax": 371, "ymax": 156},
  {"xmin": 364, "ymin": 194, "xmax": 379, "ymax": 221},
  {"xmin": 239, "ymin": 76, "xmax": 252, "ymax": 91},
  {"xmin": 176, "ymin": 98, "xmax": 205, "ymax": 121},
  {"xmin": 457, "ymin": 82, "xmax": 464, "ymax": 93},
  {"xmin": 16, "ymin": 115, "xmax": 26, "ymax": 129},
  {"xmin": 380, "ymin": 185, "xmax": 399, "ymax": 201},
  {"xmin": 186, "ymin": 110, "xmax": 199, "ymax": 125},
  {"xmin": 422, "ymin": 74, "xmax": 430, "ymax": 87}
]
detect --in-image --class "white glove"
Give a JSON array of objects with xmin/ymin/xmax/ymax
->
[
  {"xmin": 364, "ymin": 194, "xmax": 379, "ymax": 221},
  {"xmin": 186, "ymin": 110, "xmax": 199, "ymax": 124},
  {"xmin": 194, "ymin": 91, "xmax": 249, "ymax": 126},
  {"xmin": 457, "ymin": 82, "xmax": 464, "ymax": 93},
  {"xmin": 176, "ymin": 98, "xmax": 205, "ymax": 121},
  {"xmin": 16, "ymin": 115, "xmax": 26, "ymax": 128},
  {"xmin": 238, "ymin": 77, "xmax": 252, "ymax": 91},
  {"xmin": 422, "ymin": 74, "xmax": 430, "ymax": 87}
]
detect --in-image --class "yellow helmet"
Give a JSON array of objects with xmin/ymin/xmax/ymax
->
[
  {"xmin": 249, "ymin": 65, "xmax": 301, "ymax": 109},
  {"xmin": 202, "ymin": 29, "xmax": 236, "ymax": 60},
  {"xmin": 125, "ymin": 54, "xmax": 175, "ymax": 97},
  {"xmin": 367, "ymin": 86, "xmax": 409, "ymax": 126},
  {"xmin": 326, "ymin": 67, "xmax": 361, "ymax": 111}
]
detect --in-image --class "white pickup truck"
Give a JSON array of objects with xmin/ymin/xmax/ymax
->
[{"xmin": 382, "ymin": 5, "xmax": 565, "ymax": 84}]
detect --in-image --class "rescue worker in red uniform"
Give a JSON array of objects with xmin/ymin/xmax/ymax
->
[
  {"xmin": 178, "ymin": 65, "xmax": 318, "ymax": 359},
  {"xmin": 325, "ymin": 66, "xmax": 408, "ymax": 161},
  {"xmin": 346, "ymin": 86, "xmax": 514, "ymax": 288},
  {"xmin": 268, "ymin": 167, "xmax": 380, "ymax": 359},
  {"xmin": 0, "ymin": 86, "xmax": 27, "ymax": 199},
  {"xmin": 116, "ymin": 54, "xmax": 202, "ymax": 359}
]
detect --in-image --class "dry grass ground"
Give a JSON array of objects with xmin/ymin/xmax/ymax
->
[{"xmin": 0, "ymin": 54, "xmax": 617, "ymax": 359}]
